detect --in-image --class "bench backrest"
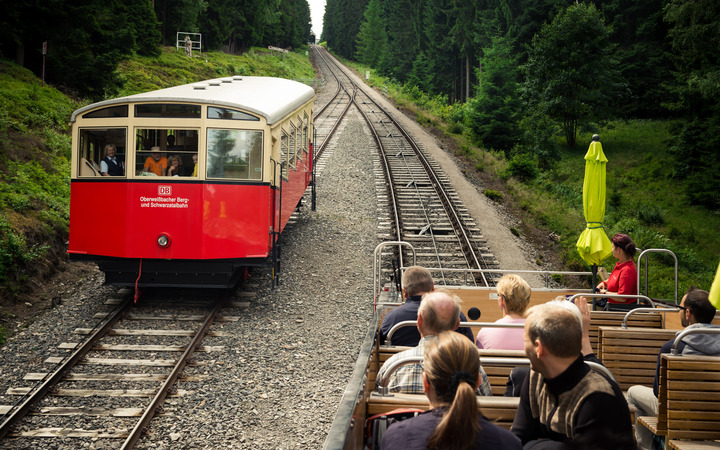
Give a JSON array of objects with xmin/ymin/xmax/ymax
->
[
  {"xmin": 661, "ymin": 354, "xmax": 720, "ymax": 442},
  {"xmin": 597, "ymin": 327, "xmax": 677, "ymax": 390},
  {"xmin": 374, "ymin": 345, "xmax": 527, "ymax": 396},
  {"xmin": 445, "ymin": 288, "xmax": 590, "ymax": 324},
  {"xmin": 589, "ymin": 311, "xmax": 663, "ymax": 354},
  {"xmin": 366, "ymin": 392, "xmax": 519, "ymax": 430}
]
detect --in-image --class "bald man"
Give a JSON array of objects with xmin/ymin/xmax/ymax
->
[
  {"xmin": 379, "ymin": 266, "xmax": 474, "ymax": 346},
  {"xmin": 376, "ymin": 290, "xmax": 492, "ymax": 396}
]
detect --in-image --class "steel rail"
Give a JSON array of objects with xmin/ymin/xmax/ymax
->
[
  {"xmin": 0, "ymin": 296, "xmax": 133, "ymax": 439},
  {"xmin": 355, "ymin": 87, "xmax": 490, "ymax": 287},
  {"xmin": 120, "ymin": 297, "xmax": 225, "ymax": 449},
  {"xmin": 311, "ymin": 48, "xmax": 342, "ymax": 119}
]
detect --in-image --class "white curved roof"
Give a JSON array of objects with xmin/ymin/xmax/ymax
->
[{"xmin": 71, "ymin": 76, "xmax": 315, "ymax": 124}]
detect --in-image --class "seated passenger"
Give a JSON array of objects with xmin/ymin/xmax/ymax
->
[
  {"xmin": 597, "ymin": 233, "xmax": 638, "ymax": 304},
  {"xmin": 511, "ymin": 302, "xmax": 634, "ymax": 449},
  {"xmin": 377, "ymin": 290, "xmax": 492, "ymax": 396},
  {"xmin": 504, "ymin": 296, "xmax": 601, "ymax": 397},
  {"xmin": 166, "ymin": 134, "xmax": 180, "ymax": 152},
  {"xmin": 190, "ymin": 153, "xmax": 198, "ymax": 177},
  {"xmin": 476, "ymin": 274, "xmax": 530, "ymax": 350},
  {"xmin": 380, "ymin": 331, "xmax": 521, "ymax": 450},
  {"xmin": 379, "ymin": 265, "xmax": 474, "ymax": 346},
  {"xmin": 166, "ymin": 155, "xmax": 183, "ymax": 177},
  {"xmin": 627, "ymin": 287, "xmax": 720, "ymax": 450},
  {"xmin": 100, "ymin": 143, "xmax": 125, "ymax": 176},
  {"xmin": 143, "ymin": 147, "xmax": 167, "ymax": 176}
]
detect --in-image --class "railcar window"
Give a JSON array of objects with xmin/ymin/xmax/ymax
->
[
  {"xmin": 82, "ymin": 105, "xmax": 128, "ymax": 118},
  {"xmin": 135, "ymin": 129, "xmax": 199, "ymax": 177},
  {"xmin": 302, "ymin": 113, "xmax": 309, "ymax": 154},
  {"xmin": 135, "ymin": 104, "xmax": 201, "ymax": 118},
  {"xmin": 206, "ymin": 129, "xmax": 263, "ymax": 181},
  {"xmin": 289, "ymin": 123, "xmax": 297, "ymax": 169},
  {"xmin": 280, "ymin": 131, "xmax": 289, "ymax": 181},
  {"xmin": 207, "ymin": 106, "xmax": 259, "ymax": 121},
  {"xmin": 296, "ymin": 116, "xmax": 303, "ymax": 163},
  {"xmin": 77, "ymin": 128, "xmax": 127, "ymax": 177}
]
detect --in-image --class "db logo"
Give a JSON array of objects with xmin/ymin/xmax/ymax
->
[{"xmin": 158, "ymin": 185, "xmax": 172, "ymax": 196}]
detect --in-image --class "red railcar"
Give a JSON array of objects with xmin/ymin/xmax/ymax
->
[{"xmin": 68, "ymin": 76, "xmax": 315, "ymax": 287}]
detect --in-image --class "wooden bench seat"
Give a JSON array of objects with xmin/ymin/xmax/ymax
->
[
  {"xmin": 597, "ymin": 327, "xmax": 677, "ymax": 390},
  {"xmin": 589, "ymin": 310, "xmax": 664, "ymax": 353},
  {"xmin": 663, "ymin": 354, "xmax": 720, "ymax": 449},
  {"xmin": 366, "ymin": 392, "xmax": 519, "ymax": 430}
]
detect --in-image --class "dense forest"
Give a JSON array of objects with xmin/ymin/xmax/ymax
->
[
  {"xmin": 0, "ymin": 0, "xmax": 312, "ymax": 99},
  {"xmin": 324, "ymin": 0, "xmax": 720, "ymax": 211}
]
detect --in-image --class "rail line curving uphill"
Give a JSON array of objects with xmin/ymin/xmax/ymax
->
[{"xmin": 311, "ymin": 46, "xmax": 498, "ymax": 288}]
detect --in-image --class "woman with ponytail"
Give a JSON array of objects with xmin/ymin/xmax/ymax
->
[
  {"xmin": 380, "ymin": 331, "xmax": 521, "ymax": 450},
  {"xmin": 597, "ymin": 233, "xmax": 638, "ymax": 303}
]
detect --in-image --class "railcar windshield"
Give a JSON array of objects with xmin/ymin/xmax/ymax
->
[
  {"xmin": 78, "ymin": 128, "xmax": 128, "ymax": 177},
  {"xmin": 206, "ymin": 129, "xmax": 263, "ymax": 180}
]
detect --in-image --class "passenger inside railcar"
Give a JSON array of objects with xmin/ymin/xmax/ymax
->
[
  {"xmin": 189, "ymin": 153, "xmax": 198, "ymax": 177},
  {"xmin": 166, "ymin": 155, "xmax": 183, "ymax": 177},
  {"xmin": 100, "ymin": 143, "xmax": 125, "ymax": 176},
  {"xmin": 379, "ymin": 331, "xmax": 522, "ymax": 450},
  {"xmin": 142, "ymin": 147, "xmax": 167, "ymax": 176}
]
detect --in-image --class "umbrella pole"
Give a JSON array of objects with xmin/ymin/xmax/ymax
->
[{"xmin": 591, "ymin": 264, "xmax": 599, "ymax": 310}]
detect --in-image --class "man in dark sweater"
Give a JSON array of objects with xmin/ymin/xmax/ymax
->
[
  {"xmin": 511, "ymin": 303, "xmax": 635, "ymax": 449},
  {"xmin": 379, "ymin": 266, "xmax": 474, "ymax": 346}
]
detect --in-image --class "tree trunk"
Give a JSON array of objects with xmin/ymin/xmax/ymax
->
[
  {"xmin": 465, "ymin": 55, "xmax": 470, "ymax": 102},
  {"xmin": 15, "ymin": 43, "xmax": 25, "ymax": 67}
]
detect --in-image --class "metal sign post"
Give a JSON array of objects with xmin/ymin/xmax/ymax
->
[{"xmin": 41, "ymin": 41, "xmax": 47, "ymax": 86}]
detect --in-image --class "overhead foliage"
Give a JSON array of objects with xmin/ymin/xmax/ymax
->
[
  {"xmin": 664, "ymin": 0, "xmax": 720, "ymax": 208},
  {"xmin": 0, "ymin": 0, "xmax": 312, "ymax": 99},
  {"xmin": 465, "ymin": 34, "xmax": 522, "ymax": 153},
  {"xmin": 521, "ymin": 3, "xmax": 628, "ymax": 147},
  {"xmin": 355, "ymin": 0, "xmax": 387, "ymax": 66}
]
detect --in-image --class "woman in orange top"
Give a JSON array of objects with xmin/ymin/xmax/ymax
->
[{"xmin": 597, "ymin": 233, "xmax": 638, "ymax": 303}]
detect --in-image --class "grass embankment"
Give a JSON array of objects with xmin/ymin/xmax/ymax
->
[
  {"xmin": 0, "ymin": 46, "xmax": 314, "ymax": 341},
  {"xmin": 345, "ymin": 60, "xmax": 719, "ymax": 300}
]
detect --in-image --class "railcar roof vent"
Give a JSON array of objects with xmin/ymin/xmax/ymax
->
[
  {"xmin": 193, "ymin": 83, "xmax": 208, "ymax": 90},
  {"xmin": 208, "ymin": 80, "xmax": 222, "ymax": 86},
  {"xmin": 232, "ymin": 76, "xmax": 243, "ymax": 81},
  {"xmin": 221, "ymin": 77, "xmax": 233, "ymax": 83}
]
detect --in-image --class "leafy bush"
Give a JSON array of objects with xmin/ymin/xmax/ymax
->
[
  {"xmin": 484, "ymin": 189, "xmax": 504, "ymax": 202},
  {"xmin": 505, "ymin": 153, "xmax": 539, "ymax": 181},
  {"xmin": 637, "ymin": 204, "xmax": 665, "ymax": 225}
]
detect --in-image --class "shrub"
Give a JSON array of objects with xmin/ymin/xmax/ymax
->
[
  {"xmin": 505, "ymin": 153, "xmax": 539, "ymax": 181},
  {"xmin": 637, "ymin": 204, "xmax": 665, "ymax": 225},
  {"xmin": 484, "ymin": 189, "xmax": 504, "ymax": 202}
]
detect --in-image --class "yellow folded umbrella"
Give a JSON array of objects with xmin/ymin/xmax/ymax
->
[{"xmin": 576, "ymin": 135, "xmax": 612, "ymax": 266}]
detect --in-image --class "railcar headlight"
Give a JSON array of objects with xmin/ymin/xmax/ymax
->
[{"xmin": 157, "ymin": 234, "xmax": 171, "ymax": 248}]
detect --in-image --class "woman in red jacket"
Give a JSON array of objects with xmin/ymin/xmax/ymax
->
[{"xmin": 597, "ymin": 233, "xmax": 638, "ymax": 303}]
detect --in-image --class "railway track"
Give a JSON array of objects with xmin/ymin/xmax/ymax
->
[
  {"xmin": 0, "ymin": 290, "xmax": 234, "ymax": 449},
  {"xmin": 311, "ymin": 46, "xmax": 498, "ymax": 287}
]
